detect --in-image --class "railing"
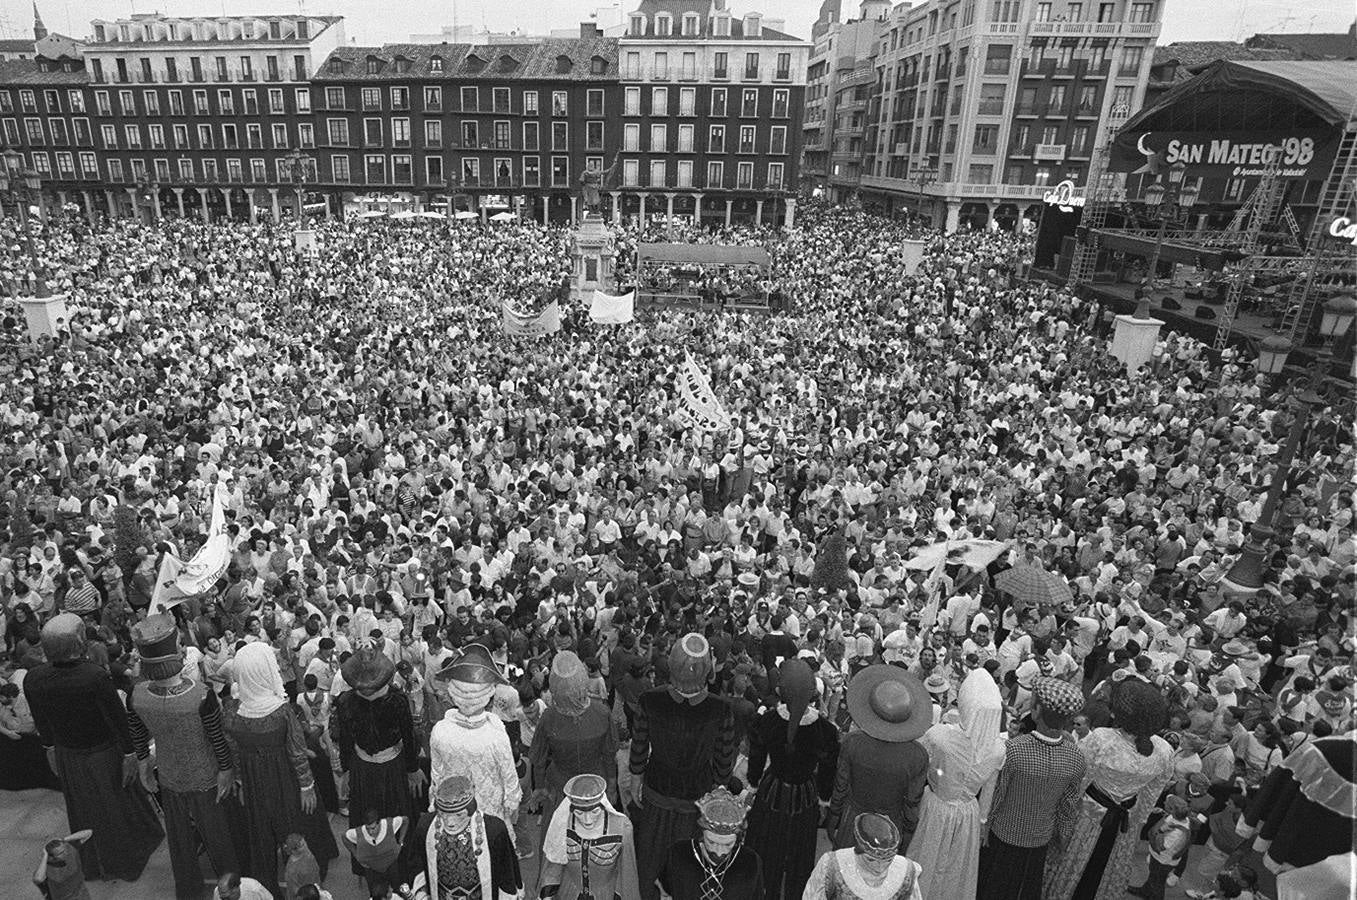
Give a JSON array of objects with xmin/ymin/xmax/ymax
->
[{"xmin": 977, "ymin": 100, "xmax": 1005, "ymax": 116}]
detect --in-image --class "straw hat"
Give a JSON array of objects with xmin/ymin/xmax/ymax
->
[{"xmin": 846, "ymin": 665, "xmax": 932, "ymax": 743}]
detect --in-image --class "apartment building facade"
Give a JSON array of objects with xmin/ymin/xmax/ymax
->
[
  {"xmin": 852, "ymin": 0, "xmax": 1163, "ymax": 230},
  {"xmin": 311, "ymin": 33, "xmax": 620, "ymax": 223},
  {"xmin": 616, "ymin": 0, "xmax": 809, "ymax": 226}
]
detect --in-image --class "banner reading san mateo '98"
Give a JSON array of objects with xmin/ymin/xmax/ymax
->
[{"xmin": 1111, "ymin": 129, "xmax": 1338, "ymax": 180}]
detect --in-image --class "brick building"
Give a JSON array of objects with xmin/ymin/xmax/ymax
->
[
  {"xmin": 309, "ymin": 31, "xmax": 619, "ymax": 222},
  {"xmin": 616, "ymin": 0, "xmax": 809, "ymax": 227}
]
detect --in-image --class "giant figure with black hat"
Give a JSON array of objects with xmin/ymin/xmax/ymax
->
[
  {"xmin": 23, "ymin": 613, "xmax": 164, "ymax": 883},
  {"xmin": 626, "ymin": 633, "xmax": 737, "ymax": 900},
  {"xmin": 409, "ymin": 774, "xmax": 523, "ymax": 900},
  {"xmin": 429, "ymin": 644, "xmax": 522, "ymax": 834},
  {"xmin": 655, "ymin": 785, "xmax": 763, "ymax": 900},
  {"xmin": 125, "ymin": 613, "xmax": 241, "ymax": 899},
  {"xmin": 333, "ymin": 639, "xmax": 426, "ymax": 874},
  {"xmin": 538, "ymin": 773, "xmax": 640, "ymax": 900}
]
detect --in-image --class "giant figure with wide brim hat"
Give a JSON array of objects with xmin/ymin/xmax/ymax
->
[
  {"xmin": 332, "ymin": 640, "xmax": 426, "ymax": 876},
  {"xmin": 826, "ymin": 665, "xmax": 932, "ymax": 852},
  {"xmin": 125, "ymin": 613, "xmax": 242, "ymax": 898},
  {"xmin": 428, "ymin": 644, "xmax": 523, "ymax": 841}
]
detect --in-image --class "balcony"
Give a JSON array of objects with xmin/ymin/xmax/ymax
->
[
  {"xmin": 976, "ymin": 100, "xmax": 1005, "ymax": 116},
  {"xmin": 1034, "ymin": 143, "xmax": 1066, "ymax": 161},
  {"xmin": 1029, "ymin": 20, "xmax": 1162, "ymax": 39},
  {"xmin": 136, "ymin": 72, "xmax": 157, "ymax": 84},
  {"xmin": 1014, "ymin": 104, "xmax": 1040, "ymax": 117}
]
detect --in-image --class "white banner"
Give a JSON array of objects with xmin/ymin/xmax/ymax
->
[
  {"xmin": 502, "ymin": 300, "xmax": 562, "ymax": 337},
  {"xmin": 676, "ymin": 351, "xmax": 730, "ymax": 432},
  {"xmin": 150, "ymin": 476, "xmax": 234, "ymax": 613},
  {"xmin": 590, "ymin": 290, "xmax": 635, "ymax": 325},
  {"xmin": 901, "ymin": 239, "xmax": 926, "ymax": 277}
]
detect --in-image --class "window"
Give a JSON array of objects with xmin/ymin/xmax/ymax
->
[
  {"xmin": 655, "ymin": 13, "xmax": 671, "ymax": 35},
  {"xmin": 222, "ymin": 123, "xmax": 239, "ymax": 148},
  {"xmin": 677, "ymin": 87, "xmax": 696, "ymax": 116},
  {"xmin": 426, "ymin": 155, "xmax": 443, "ymax": 184},
  {"xmin": 294, "ymin": 55, "xmax": 307, "ymax": 81},
  {"xmin": 623, "ymin": 123, "xmax": 640, "ymax": 152},
  {"xmin": 272, "ymin": 123, "xmax": 288, "ymax": 148},
  {"xmin": 523, "ymin": 121, "xmax": 539, "ymax": 151},
  {"xmin": 460, "ymin": 87, "xmax": 478, "ymax": 111},
  {"xmin": 173, "ymin": 124, "xmax": 188, "ymax": 148},
  {"xmin": 243, "ymin": 90, "xmax": 258, "ymax": 115},
  {"xmin": 623, "ymin": 159, "xmax": 639, "ymax": 186},
  {"xmin": 1036, "ymin": 2, "xmax": 1052, "ymax": 21},
  {"xmin": 743, "ymin": 53, "xmax": 759, "ymax": 80},
  {"xmin": 81, "ymin": 152, "xmax": 98, "ymax": 178},
  {"xmin": 741, "ymin": 89, "xmax": 757, "ymax": 117},
  {"xmin": 492, "ymin": 87, "xmax": 510, "ymax": 113},
  {"xmin": 1098, "ymin": 3, "xmax": 1115, "ymax": 22},
  {"xmin": 585, "ymin": 89, "xmax": 604, "ymax": 118},
  {"xmin": 189, "ymin": 57, "xmax": 203, "ymax": 82},
  {"xmin": 1069, "ymin": 2, "xmax": 1084, "ymax": 19},
  {"xmin": 736, "ymin": 161, "xmax": 754, "ymax": 188},
  {"xmin": 985, "ymin": 44, "xmax": 1012, "ymax": 75},
  {"xmin": 90, "ymin": 60, "xmax": 104, "ymax": 83},
  {"xmin": 1120, "ymin": 45, "xmax": 1144, "ymax": 76},
  {"xmin": 430, "ymin": 55, "xmax": 444, "ymax": 74},
  {"xmin": 365, "ymin": 154, "xmax": 386, "ymax": 183},
  {"xmin": 246, "ymin": 123, "xmax": 262, "ymax": 148},
  {"xmin": 653, "ymin": 52, "xmax": 668, "ymax": 79},
  {"xmin": 107, "ymin": 159, "xmax": 124, "ymax": 182},
  {"xmin": 709, "ymin": 125, "xmax": 725, "ymax": 153},
  {"xmin": 196, "ymin": 124, "xmax": 212, "ymax": 148},
  {"xmin": 1112, "ymin": 85, "xmax": 1134, "ymax": 113},
  {"xmin": 421, "ymin": 87, "xmax": 441, "ymax": 112},
  {"xmin": 266, "ymin": 55, "xmax": 280, "ymax": 81},
  {"xmin": 681, "ymin": 52, "xmax": 696, "ymax": 80},
  {"xmin": 767, "ymin": 162, "xmax": 784, "ymax": 189},
  {"xmin": 55, "ymin": 151, "xmax": 74, "ymax": 177},
  {"xmin": 714, "ymin": 52, "xmax": 728, "ymax": 80},
  {"xmin": 973, "ymin": 124, "xmax": 998, "ymax": 153},
  {"xmin": 624, "ymin": 87, "xmax": 641, "ymax": 116},
  {"xmin": 462, "ymin": 122, "xmax": 478, "ymax": 146},
  {"xmin": 495, "ymin": 120, "xmax": 511, "ymax": 149},
  {"xmin": 650, "ymin": 123, "xmax": 667, "ymax": 151},
  {"xmin": 552, "ymin": 91, "xmax": 567, "ymax": 116},
  {"xmin": 552, "ymin": 122, "xmax": 568, "ymax": 150},
  {"xmin": 124, "ymin": 124, "xmax": 142, "ymax": 148},
  {"xmin": 1071, "ymin": 125, "xmax": 1090, "ymax": 154},
  {"xmin": 361, "ymin": 87, "xmax": 380, "ymax": 110},
  {"xmin": 392, "ymin": 118, "xmax": 410, "ymax": 146},
  {"xmin": 738, "ymin": 125, "xmax": 755, "ymax": 154},
  {"xmin": 100, "ymin": 123, "xmax": 117, "ymax": 148},
  {"xmin": 268, "ymin": 89, "xmax": 285, "ymax": 113},
  {"xmin": 676, "ymin": 159, "xmax": 694, "ymax": 188},
  {"xmin": 462, "ymin": 159, "xmax": 480, "ymax": 182},
  {"xmin": 591, "ymin": 55, "xmax": 607, "ymax": 75},
  {"xmin": 331, "ymin": 155, "xmax": 351, "ymax": 183},
  {"xmin": 95, "ymin": 91, "xmax": 112, "ymax": 115},
  {"xmin": 364, "ymin": 118, "xmax": 382, "ymax": 146},
  {"xmin": 586, "ymin": 121, "xmax": 603, "ymax": 150},
  {"xmin": 325, "ymin": 87, "xmax": 345, "ymax": 109},
  {"xmin": 967, "ymin": 163, "xmax": 993, "ymax": 183},
  {"xmin": 772, "ymin": 89, "xmax": 789, "ymax": 117},
  {"xmin": 776, "ymin": 53, "xmax": 791, "ymax": 80},
  {"xmin": 118, "ymin": 90, "xmax": 134, "ymax": 116},
  {"xmin": 328, "ymin": 119, "xmax": 349, "ymax": 145},
  {"xmin": 678, "ymin": 123, "xmax": 694, "ymax": 152},
  {"xmin": 649, "ymin": 160, "xmax": 666, "ymax": 187},
  {"xmin": 385, "ymin": 87, "xmax": 406, "ymax": 111},
  {"xmin": 72, "ymin": 118, "xmax": 91, "ymax": 145},
  {"xmin": 201, "ymin": 159, "xmax": 217, "ymax": 181},
  {"xmin": 551, "ymin": 156, "xmax": 568, "ymax": 186},
  {"xmin": 651, "ymin": 87, "xmax": 668, "ymax": 114},
  {"xmin": 1129, "ymin": 2, "xmax": 1156, "ymax": 23},
  {"xmin": 770, "ymin": 125, "xmax": 786, "ymax": 154},
  {"xmin": 523, "ymin": 91, "xmax": 538, "ymax": 115},
  {"xmin": 682, "ymin": 12, "xmax": 699, "ymax": 35},
  {"xmin": 392, "ymin": 154, "xmax": 412, "ymax": 184},
  {"xmin": 49, "ymin": 118, "xmax": 68, "ymax": 144},
  {"xmin": 625, "ymin": 51, "xmax": 641, "ymax": 79},
  {"xmin": 706, "ymin": 161, "xmax": 723, "ymax": 187},
  {"xmin": 215, "ymin": 57, "xmax": 228, "ymax": 80},
  {"xmin": 425, "ymin": 119, "xmax": 442, "ymax": 147},
  {"xmin": 299, "ymin": 123, "xmax": 314, "ymax": 148},
  {"xmin": 1048, "ymin": 85, "xmax": 1067, "ymax": 112},
  {"xmin": 711, "ymin": 88, "xmax": 727, "ymax": 117}
]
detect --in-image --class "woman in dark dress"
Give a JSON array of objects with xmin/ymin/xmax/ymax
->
[
  {"xmin": 223, "ymin": 643, "xmax": 338, "ymax": 897},
  {"xmin": 745, "ymin": 658, "xmax": 840, "ymax": 900}
]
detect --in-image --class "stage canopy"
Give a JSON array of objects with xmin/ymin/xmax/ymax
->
[
  {"xmin": 637, "ymin": 243, "xmax": 771, "ymax": 268},
  {"xmin": 1110, "ymin": 59, "xmax": 1356, "ymax": 178}
]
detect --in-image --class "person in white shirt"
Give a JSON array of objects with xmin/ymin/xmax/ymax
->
[{"xmin": 1203, "ymin": 601, "xmax": 1248, "ymax": 640}]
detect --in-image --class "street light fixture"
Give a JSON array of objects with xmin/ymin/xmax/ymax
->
[
  {"xmin": 1319, "ymin": 292, "xmax": 1357, "ymax": 339},
  {"xmin": 1255, "ymin": 333, "xmax": 1293, "ymax": 375},
  {"xmin": 1140, "ymin": 161, "xmax": 1196, "ymax": 291},
  {"xmin": 285, "ymin": 148, "xmax": 312, "ymax": 222}
]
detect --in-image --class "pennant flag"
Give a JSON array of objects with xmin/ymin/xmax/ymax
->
[
  {"xmin": 149, "ymin": 476, "xmax": 234, "ymax": 613},
  {"xmin": 589, "ymin": 290, "xmax": 636, "ymax": 325},
  {"xmin": 676, "ymin": 351, "xmax": 730, "ymax": 432},
  {"xmin": 502, "ymin": 300, "xmax": 562, "ymax": 337}
]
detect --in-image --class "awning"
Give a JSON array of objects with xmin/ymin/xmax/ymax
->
[{"xmin": 638, "ymin": 243, "xmax": 771, "ymax": 267}]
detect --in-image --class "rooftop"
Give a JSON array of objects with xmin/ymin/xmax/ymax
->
[
  {"xmin": 85, "ymin": 14, "xmax": 343, "ymax": 46},
  {"xmin": 0, "ymin": 57, "xmax": 87, "ymax": 84},
  {"xmin": 624, "ymin": 0, "xmax": 803, "ymax": 40},
  {"xmin": 313, "ymin": 38, "xmax": 620, "ymax": 82},
  {"xmin": 1247, "ymin": 29, "xmax": 1357, "ymax": 60}
]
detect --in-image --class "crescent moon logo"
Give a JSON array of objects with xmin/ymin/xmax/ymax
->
[{"xmin": 1137, "ymin": 132, "xmax": 1153, "ymax": 156}]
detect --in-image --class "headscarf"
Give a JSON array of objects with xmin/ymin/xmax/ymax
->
[
  {"xmin": 1110, "ymin": 679, "xmax": 1169, "ymax": 756},
  {"xmin": 549, "ymin": 650, "xmax": 591, "ymax": 718},
  {"xmin": 957, "ymin": 669, "xmax": 1007, "ymax": 776},
  {"xmin": 233, "ymin": 642, "xmax": 287, "ymax": 719}
]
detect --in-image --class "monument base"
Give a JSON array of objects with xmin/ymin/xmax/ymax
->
[
  {"xmin": 1110, "ymin": 313, "xmax": 1165, "ymax": 375},
  {"xmin": 293, "ymin": 228, "xmax": 316, "ymax": 253},
  {"xmin": 571, "ymin": 215, "xmax": 616, "ymax": 302},
  {"xmin": 17, "ymin": 292, "xmax": 69, "ymax": 340}
]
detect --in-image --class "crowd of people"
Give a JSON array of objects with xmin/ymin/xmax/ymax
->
[{"xmin": 0, "ymin": 200, "xmax": 1353, "ymax": 900}]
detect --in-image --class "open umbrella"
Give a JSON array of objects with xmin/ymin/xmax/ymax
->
[
  {"xmin": 390, "ymin": 210, "xmax": 418, "ymax": 220},
  {"xmin": 489, "ymin": 211, "xmax": 517, "ymax": 222},
  {"xmin": 354, "ymin": 210, "xmax": 386, "ymax": 219},
  {"xmin": 453, "ymin": 210, "xmax": 478, "ymax": 220},
  {"xmin": 418, "ymin": 210, "xmax": 445, "ymax": 219},
  {"xmin": 993, "ymin": 564, "xmax": 1073, "ymax": 607}
]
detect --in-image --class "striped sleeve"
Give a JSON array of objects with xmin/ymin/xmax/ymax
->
[
  {"xmin": 628, "ymin": 697, "xmax": 650, "ymax": 776},
  {"xmin": 126, "ymin": 698, "xmax": 152, "ymax": 761},
  {"xmin": 198, "ymin": 690, "xmax": 233, "ymax": 771}
]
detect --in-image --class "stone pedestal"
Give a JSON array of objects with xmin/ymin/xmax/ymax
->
[
  {"xmin": 901, "ymin": 238, "xmax": 927, "ymax": 277},
  {"xmin": 571, "ymin": 214, "xmax": 616, "ymax": 302},
  {"xmin": 293, "ymin": 228, "xmax": 317, "ymax": 254},
  {"xmin": 1110, "ymin": 312, "xmax": 1164, "ymax": 375},
  {"xmin": 17, "ymin": 292, "xmax": 69, "ymax": 340}
]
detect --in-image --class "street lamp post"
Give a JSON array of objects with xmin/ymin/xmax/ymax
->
[
  {"xmin": 1140, "ymin": 161, "xmax": 1199, "ymax": 291},
  {"xmin": 135, "ymin": 171, "xmax": 160, "ymax": 221},
  {"xmin": 1222, "ymin": 298, "xmax": 1357, "ymax": 595},
  {"xmin": 0, "ymin": 155, "xmax": 48, "ymax": 296},
  {"xmin": 285, "ymin": 148, "xmax": 311, "ymax": 223},
  {"xmin": 912, "ymin": 167, "xmax": 937, "ymax": 224}
]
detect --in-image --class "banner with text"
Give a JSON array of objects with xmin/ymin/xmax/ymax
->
[
  {"xmin": 901, "ymin": 239, "xmax": 927, "ymax": 277},
  {"xmin": 1112, "ymin": 129, "xmax": 1337, "ymax": 180},
  {"xmin": 502, "ymin": 300, "xmax": 562, "ymax": 337},
  {"xmin": 150, "ymin": 475, "xmax": 233, "ymax": 613},
  {"xmin": 590, "ymin": 290, "xmax": 636, "ymax": 325},
  {"xmin": 676, "ymin": 351, "xmax": 730, "ymax": 432}
]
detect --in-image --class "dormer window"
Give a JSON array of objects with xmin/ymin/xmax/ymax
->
[
  {"xmin": 682, "ymin": 13, "xmax": 700, "ymax": 35},
  {"xmin": 464, "ymin": 52, "xmax": 485, "ymax": 72},
  {"xmin": 555, "ymin": 54, "xmax": 573, "ymax": 74},
  {"xmin": 366, "ymin": 57, "xmax": 382, "ymax": 74},
  {"xmin": 297, "ymin": 19, "xmax": 309, "ymax": 39},
  {"xmin": 430, "ymin": 55, "xmax": 443, "ymax": 72},
  {"xmin": 744, "ymin": 15, "xmax": 762, "ymax": 37},
  {"xmin": 714, "ymin": 14, "xmax": 731, "ymax": 36},
  {"xmin": 394, "ymin": 56, "xmax": 411, "ymax": 73},
  {"xmin": 94, "ymin": 24, "xmax": 105, "ymax": 42},
  {"xmin": 328, "ymin": 57, "xmax": 344, "ymax": 73},
  {"xmin": 497, "ymin": 54, "xmax": 519, "ymax": 72},
  {"xmin": 656, "ymin": 14, "xmax": 672, "ymax": 35},
  {"xmin": 630, "ymin": 14, "xmax": 646, "ymax": 35},
  {"xmin": 590, "ymin": 55, "xmax": 607, "ymax": 75}
]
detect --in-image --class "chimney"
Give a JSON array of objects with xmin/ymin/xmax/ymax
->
[{"xmin": 580, "ymin": 21, "xmax": 601, "ymax": 38}]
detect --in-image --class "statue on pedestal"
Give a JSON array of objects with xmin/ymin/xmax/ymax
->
[{"xmin": 579, "ymin": 154, "xmax": 620, "ymax": 218}]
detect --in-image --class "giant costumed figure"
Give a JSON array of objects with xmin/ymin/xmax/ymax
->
[
  {"xmin": 539, "ymin": 773, "xmax": 639, "ymax": 900},
  {"xmin": 409, "ymin": 775, "xmax": 523, "ymax": 900}
]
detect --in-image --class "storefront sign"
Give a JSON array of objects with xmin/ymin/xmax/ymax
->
[
  {"xmin": 1329, "ymin": 216, "xmax": 1357, "ymax": 245},
  {"xmin": 1043, "ymin": 180, "xmax": 1086, "ymax": 213}
]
